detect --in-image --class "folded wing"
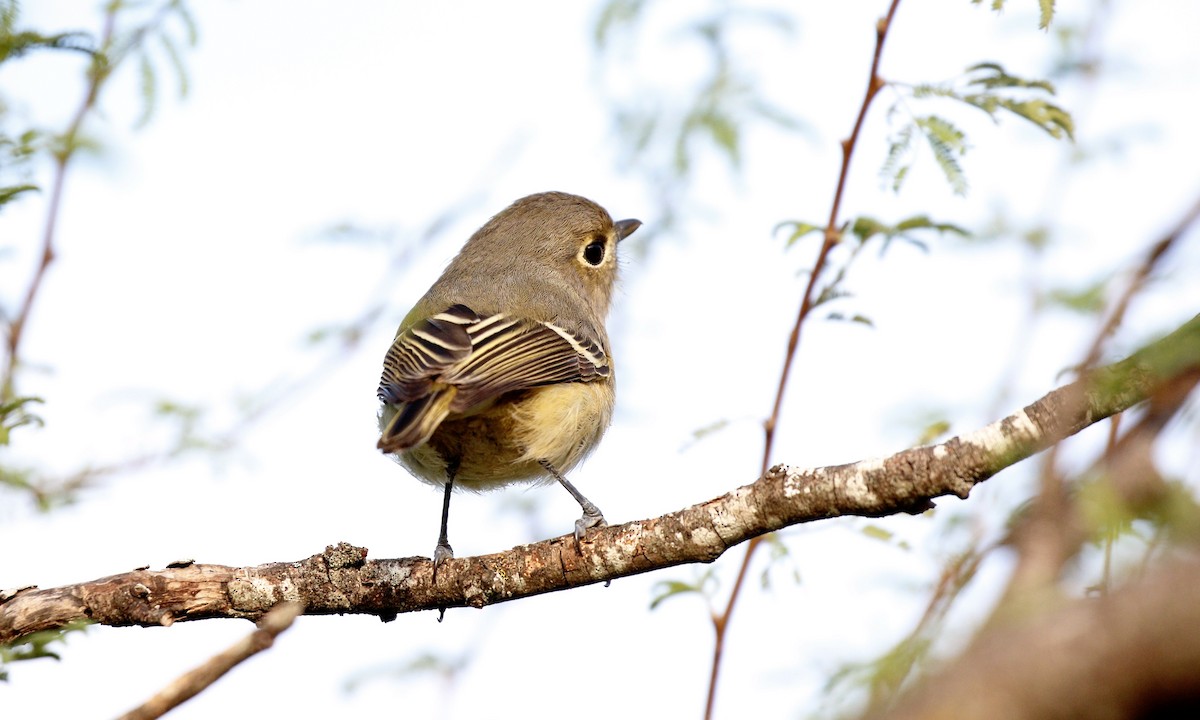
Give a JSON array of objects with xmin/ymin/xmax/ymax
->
[{"xmin": 377, "ymin": 303, "xmax": 609, "ymax": 452}]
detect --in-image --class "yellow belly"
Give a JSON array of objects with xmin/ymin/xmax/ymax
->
[{"xmin": 396, "ymin": 382, "xmax": 614, "ymax": 491}]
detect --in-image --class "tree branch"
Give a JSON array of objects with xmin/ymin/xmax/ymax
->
[
  {"xmin": 2, "ymin": 313, "xmax": 1197, "ymax": 644},
  {"xmin": 715, "ymin": 4, "xmax": 906, "ymax": 713},
  {"xmin": 1002, "ymin": 194, "xmax": 1200, "ymax": 604},
  {"xmin": 871, "ymin": 555, "xmax": 1200, "ymax": 720},
  {"xmin": 116, "ymin": 602, "xmax": 302, "ymax": 720}
]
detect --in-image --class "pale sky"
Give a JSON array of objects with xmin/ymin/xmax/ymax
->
[{"xmin": 3, "ymin": 1, "xmax": 1200, "ymax": 718}]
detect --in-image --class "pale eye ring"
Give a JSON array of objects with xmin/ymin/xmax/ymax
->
[{"xmin": 582, "ymin": 238, "xmax": 606, "ymax": 266}]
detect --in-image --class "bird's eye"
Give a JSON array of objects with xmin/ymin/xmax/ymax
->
[{"xmin": 583, "ymin": 238, "xmax": 606, "ymax": 266}]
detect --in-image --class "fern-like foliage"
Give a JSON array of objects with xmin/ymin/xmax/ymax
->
[
  {"xmin": 958, "ymin": 62, "xmax": 1074, "ymax": 139},
  {"xmin": 1, "ymin": 0, "xmax": 200, "ymax": 512},
  {"xmin": 972, "ymin": 0, "xmax": 1056, "ymax": 30},
  {"xmin": 882, "ymin": 61, "xmax": 1073, "ymax": 195},
  {"xmin": 0, "ymin": 3, "xmax": 95, "ymax": 211},
  {"xmin": 916, "ymin": 115, "xmax": 969, "ymax": 194},
  {"xmin": 125, "ymin": 0, "xmax": 199, "ymax": 128}
]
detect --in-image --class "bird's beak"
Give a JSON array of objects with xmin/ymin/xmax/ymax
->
[{"xmin": 614, "ymin": 218, "xmax": 642, "ymax": 242}]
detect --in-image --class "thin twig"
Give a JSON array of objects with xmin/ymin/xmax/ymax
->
[
  {"xmin": 2, "ymin": 0, "xmax": 187, "ymax": 402},
  {"xmin": 1098, "ymin": 412, "xmax": 1122, "ymax": 596},
  {"xmin": 864, "ymin": 541, "xmax": 992, "ymax": 711},
  {"xmin": 116, "ymin": 602, "xmax": 303, "ymax": 720},
  {"xmin": 703, "ymin": 3, "xmax": 905, "ymax": 718},
  {"xmin": 1, "ymin": 10, "xmax": 118, "ymax": 401}
]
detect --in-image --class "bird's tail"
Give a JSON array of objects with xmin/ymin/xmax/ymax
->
[{"xmin": 377, "ymin": 387, "xmax": 457, "ymax": 453}]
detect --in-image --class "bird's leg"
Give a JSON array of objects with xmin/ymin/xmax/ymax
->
[
  {"xmin": 433, "ymin": 461, "xmax": 458, "ymax": 579},
  {"xmin": 539, "ymin": 459, "xmax": 606, "ymax": 542}
]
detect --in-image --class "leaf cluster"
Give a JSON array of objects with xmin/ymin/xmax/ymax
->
[
  {"xmin": 774, "ymin": 214, "xmax": 969, "ymax": 326},
  {"xmin": 1, "ymin": 0, "xmax": 199, "ymax": 511},
  {"xmin": 0, "ymin": 621, "xmax": 91, "ymax": 682},
  {"xmin": 125, "ymin": 0, "xmax": 197, "ymax": 128},
  {"xmin": 973, "ymin": 0, "xmax": 1057, "ymax": 31},
  {"xmin": 882, "ymin": 62, "xmax": 1074, "ymax": 195}
]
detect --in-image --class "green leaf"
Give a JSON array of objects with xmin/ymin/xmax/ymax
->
[
  {"xmin": 895, "ymin": 214, "xmax": 969, "ymax": 236},
  {"xmin": 1041, "ymin": 279, "xmax": 1107, "ymax": 315},
  {"xmin": 649, "ymin": 577, "xmax": 708, "ymax": 610},
  {"xmin": 172, "ymin": 0, "xmax": 200, "ymax": 46},
  {"xmin": 848, "ymin": 213, "xmax": 970, "ymax": 255},
  {"xmin": 0, "ymin": 183, "xmax": 39, "ymax": 208},
  {"xmin": 891, "ymin": 215, "xmax": 970, "ymax": 251},
  {"xmin": 0, "ymin": 466, "xmax": 35, "ymax": 492},
  {"xmin": 916, "ymin": 115, "xmax": 968, "ymax": 195},
  {"xmin": 861, "ymin": 524, "xmax": 894, "ymax": 542},
  {"xmin": 954, "ymin": 63, "xmax": 1074, "ymax": 140},
  {"xmin": 850, "ymin": 216, "xmax": 889, "ymax": 244},
  {"xmin": 0, "ymin": 396, "xmax": 44, "ymax": 445},
  {"xmin": 1039, "ymin": 0, "xmax": 1056, "ymax": 30},
  {"xmin": 916, "ymin": 419, "xmax": 952, "ymax": 445},
  {"xmin": 158, "ymin": 30, "xmax": 189, "ymax": 99},
  {"xmin": 880, "ymin": 123, "xmax": 915, "ymax": 192},
  {"xmin": 900, "ymin": 62, "xmax": 1074, "ymax": 180},
  {"xmin": 688, "ymin": 418, "xmax": 729, "ymax": 442},
  {"xmin": 0, "ymin": 620, "xmax": 92, "ymax": 674},
  {"xmin": 700, "ymin": 111, "xmax": 740, "ymax": 167},
  {"xmin": 594, "ymin": 0, "xmax": 648, "ymax": 48},
  {"xmin": 672, "ymin": 120, "xmax": 692, "ymax": 175},
  {"xmin": 917, "ymin": 115, "xmax": 967, "ymax": 153},
  {"xmin": 860, "ymin": 523, "xmax": 914, "ymax": 551},
  {"xmin": 775, "ymin": 220, "xmax": 823, "ymax": 247},
  {"xmin": 0, "ymin": 0, "xmax": 16, "ymax": 33},
  {"xmin": 0, "ymin": 30, "xmax": 94, "ymax": 63},
  {"xmin": 134, "ymin": 49, "xmax": 157, "ymax": 128},
  {"xmin": 911, "ymin": 83, "xmax": 960, "ymax": 100},
  {"xmin": 966, "ymin": 62, "xmax": 1056, "ymax": 93},
  {"xmin": 826, "ymin": 312, "xmax": 874, "ymax": 327},
  {"xmin": 814, "ymin": 285, "xmax": 852, "ymax": 308}
]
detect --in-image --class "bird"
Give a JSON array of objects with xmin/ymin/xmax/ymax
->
[{"xmin": 376, "ymin": 191, "xmax": 641, "ymax": 574}]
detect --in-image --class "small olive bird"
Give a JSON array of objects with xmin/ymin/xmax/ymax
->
[{"xmin": 376, "ymin": 191, "xmax": 640, "ymax": 572}]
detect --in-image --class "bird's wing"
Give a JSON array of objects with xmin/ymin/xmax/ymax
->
[
  {"xmin": 445, "ymin": 312, "xmax": 610, "ymax": 412},
  {"xmin": 376, "ymin": 303, "xmax": 609, "ymax": 449},
  {"xmin": 377, "ymin": 304, "xmax": 478, "ymax": 404}
]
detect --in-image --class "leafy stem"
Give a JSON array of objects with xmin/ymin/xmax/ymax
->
[{"xmin": 702, "ymin": 3, "xmax": 905, "ymax": 718}]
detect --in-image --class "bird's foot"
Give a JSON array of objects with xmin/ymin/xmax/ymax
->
[
  {"xmin": 432, "ymin": 542, "xmax": 454, "ymax": 579},
  {"xmin": 574, "ymin": 504, "xmax": 607, "ymax": 543}
]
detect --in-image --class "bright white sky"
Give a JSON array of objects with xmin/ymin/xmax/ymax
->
[{"xmin": 3, "ymin": 1, "xmax": 1200, "ymax": 718}]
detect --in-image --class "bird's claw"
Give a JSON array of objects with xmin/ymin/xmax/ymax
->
[
  {"xmin": 573, "ymin": 509, "xmax": 607, "ymax": 543},
  {"xmin": 432, "ymin": 542, "xmax": 454, "ymax": 579}
]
